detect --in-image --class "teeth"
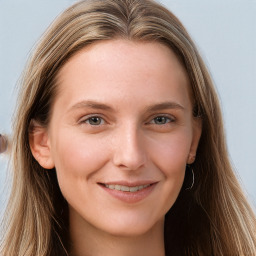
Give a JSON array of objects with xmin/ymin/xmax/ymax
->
[
  {"xmin": 115, "ymin": 185, "xmax": 121, "ymax": 190},
  {"xmin": 122, "ymin": 186, "xmax": 130, "ymax": 192},
  {"xmin": 104, "ymin": 184, "xmax": 150, "ymax": 192},
  {"xmin": 129, "ymin": 186, "xmax": 139, "ymax": 192}
]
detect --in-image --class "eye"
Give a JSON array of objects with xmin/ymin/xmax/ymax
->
[
  {"xmin": 150, "ymin": 116, "xmax": 174, "ymax": 125},
  {"xmin": 84, "ymin": 116, "xmax": 105, "ymax": 126}
]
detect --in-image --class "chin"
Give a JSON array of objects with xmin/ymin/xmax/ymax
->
[{"xmin": 100, "ymin": 215, "xmax": 165, "ymax": 238}]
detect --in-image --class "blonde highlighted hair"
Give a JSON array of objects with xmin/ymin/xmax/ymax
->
[{"xmin": 1, "ymin": 0, "xmax": 256, "ymax": 255}]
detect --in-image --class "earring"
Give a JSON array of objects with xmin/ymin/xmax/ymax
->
[{"xmin": 185, "ymin": 165, "xmax": 194, "ymax": 190}]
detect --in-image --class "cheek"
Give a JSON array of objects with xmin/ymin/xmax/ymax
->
[
  {"xmin": 148, "ymin": 132, "xmax": 192, "ymax": 213},
  {"xmin": 143, "ymin": 131, "xmax": 192, "ymax": 216},
  {"xmin": 51, "ymin": 130, "xmax": 110, "ymax": 184},
  {"xmin": 149, "ymin": 130, "xmax": 193, "ymax": 176}
]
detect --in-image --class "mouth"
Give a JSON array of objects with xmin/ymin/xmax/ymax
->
[
  {"xmin": 98, "ymin": 181, "xmax": 157, "ymax": 203},
  {"xmin": 99, "ymin": 183, "xmax": 152, "ymax": 193}
]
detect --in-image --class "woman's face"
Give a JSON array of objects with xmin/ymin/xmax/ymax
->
[{"xmin": 32, "ymin": 40, "xmax": 201, "ymax": 236}]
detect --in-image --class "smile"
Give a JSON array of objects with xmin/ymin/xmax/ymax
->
[
  {"xmin": 99, "ymin": 182, "xmax": 157, "ymax": 203},
  {"xmin": 103, "ymin": 184, "xmax": 151, "ymax": 192}
]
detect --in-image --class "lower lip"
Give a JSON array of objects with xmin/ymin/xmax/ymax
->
[{"xmin": 99, "ymin": 183, "xmax": 157, "ymax": 203}]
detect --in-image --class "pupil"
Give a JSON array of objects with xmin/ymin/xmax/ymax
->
[
  {"xmin": 90, "ymin": 117, "xmax": 100, "ymax": 125},
  {"xmin": 155, "ymin": 117, "xmax": 166, "ymax": 124}
]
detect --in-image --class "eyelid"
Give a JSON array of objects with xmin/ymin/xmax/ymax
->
[
  {"xmin": 79, "ymin": 114, "xmax": 107, "ymax": 125},
  {"xmin": 147, "ymin": 114, "xmax": 176, "ymax": 124},
  {"xmin": 77, "ymin": 113, "xmax": 176, "ymax": 126}
]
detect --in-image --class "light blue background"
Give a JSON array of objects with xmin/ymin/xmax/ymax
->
[{"xmin": 1, "ymin": 0, "xmax": 256, "ymax": 218}]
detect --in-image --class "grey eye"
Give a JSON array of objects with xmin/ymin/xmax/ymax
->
[
  {"xmin": 153, "ymin": 116, "xmax": 170, "ymax": 125},
  {"xmin": 87, "ymin": 117, "xmax": 103, "ymax": 125}
]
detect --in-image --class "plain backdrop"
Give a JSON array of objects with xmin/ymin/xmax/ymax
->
[{"xmin": 0, "ymin": 0, "xmax": 256, "ymax": 219}]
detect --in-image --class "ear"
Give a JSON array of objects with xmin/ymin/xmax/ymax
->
[
  {"xmin": 187, "ymin": 117, "xmax": 202, "ymax": 164},
  {"xmin": 29, "ymin": 120, "xmax": 55, "ymax": 169}
]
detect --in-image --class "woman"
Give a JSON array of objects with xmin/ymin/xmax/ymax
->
[{"xmin": 1, "ymin": 0, "xmax": 256, "ymax": 255}]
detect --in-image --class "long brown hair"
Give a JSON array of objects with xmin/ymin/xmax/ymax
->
[{"xmin": 1, "ymin": 0, "xmax": 256, "ymax": 255}]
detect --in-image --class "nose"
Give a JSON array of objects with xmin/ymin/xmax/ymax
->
[{"xmin": 112, "ymin": 124, "xmax": 147, "ymax": 171}]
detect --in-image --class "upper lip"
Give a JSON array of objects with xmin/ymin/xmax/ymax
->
[{"xmin": 98, "ymin": 180, "xmax": 158, "ymax": 187}]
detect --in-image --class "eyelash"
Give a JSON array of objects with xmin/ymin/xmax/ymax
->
[
  {"xmin": 80, "ymin": 115, "xmax": 106, "ymax": 126},
  {"xmin": 79, "ymin": 114, "xmax": 175, "ymax": 127},
  {"xmin": 148, "ymin": 115, "xmax": 175, "ymax": 125}
]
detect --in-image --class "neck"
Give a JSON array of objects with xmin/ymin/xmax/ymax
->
[{"xmin": 69, "ymin": 210, "xmax": 165, "ymax": 256}]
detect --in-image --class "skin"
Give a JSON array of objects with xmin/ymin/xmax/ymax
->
[{"xmin": 30, "ymin": 40, "xmax": 201, "ymax": 256}]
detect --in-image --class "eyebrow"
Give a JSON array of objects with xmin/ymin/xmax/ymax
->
[
  {"xmin": 146, "ymin": 102, "xmax": 185, "ymax": 112},
  {"xmin": 68, "ymin": 100, "xmax": 185, "ymax": 113},
  {"xmin": 68, "ymin": 100, "xmax": 114, "ymax": 112}
]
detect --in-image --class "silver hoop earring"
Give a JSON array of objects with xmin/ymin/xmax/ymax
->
[{"xmin": 185, "ymin": 165, "xmax": 194, "ymax": 190}]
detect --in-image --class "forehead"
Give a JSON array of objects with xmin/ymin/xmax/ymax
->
[{"xmin": 54, "ymin": 39, "xmax": 191, "ymax": 111}]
